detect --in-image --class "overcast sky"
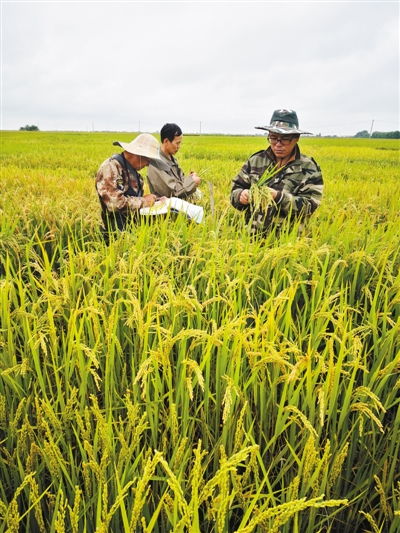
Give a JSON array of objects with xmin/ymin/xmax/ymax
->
[{"xmin": 1, "ymin": 0, "xmax": 399, "ymax": 136}]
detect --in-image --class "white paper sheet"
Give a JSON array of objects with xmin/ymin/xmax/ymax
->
[{"xmin": 140, "ymin": 197, "xmax": 204, "ymax": 224}]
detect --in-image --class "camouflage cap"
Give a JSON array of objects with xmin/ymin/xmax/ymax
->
[
  {"xmin": 255, "ymin": 109, "xmax": 312, "ymax": 135},
  {"xmin": 113, "ymin": 133, "xmax": 162, "ymax": 161}
]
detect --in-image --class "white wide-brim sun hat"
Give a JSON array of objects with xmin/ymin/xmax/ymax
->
[{"xmin": 113, "ymin": 133, "xmax": 162, "ymax": 161}]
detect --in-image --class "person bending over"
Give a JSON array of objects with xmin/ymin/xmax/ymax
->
[{"xmin": 96, "ymin": 133, "xmax": 162, "ymax": 234}]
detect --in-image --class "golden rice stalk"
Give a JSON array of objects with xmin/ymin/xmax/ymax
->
[
  {"xmin": 351, "ymin": 334, "xmax": 363, "ymax": 357},
  {"xmin": 54, "ymin": 493, "xmax": 67, "ymax": 533},
  {"xmin": 328, "ymin": 441, "xmax": 349, "ymax": 493},
  {"xmin": 62, "ymin": 387, "xmax": 78, "ymax": 422},
  {"xmin": 37, "ymin": 398, "xmax": 62, "ymax": 435},
  {"xmin": 317, "ymin": 386, "xmax": 326, "ymax": 427},
  {"xmin": 104, "ymin": 480, "xmax": 135, "ymax": 527},
  {"xmin": 235, "ymin": 496, "xmax": 347, "ymax": 533},
  {"xmin": 285, "ymin": 405, "xmax": 318, "ymax": 438},
  {"xmin": 163, "ymin": 492, "xmax": 174, "ymax": 513},
  {"xmin": 286, "ymin": 353, "xmax": 309, "ymax": 383},
  {"xmin": 75, "ymin": 410, "xmax": 91, "ymax": 444},
  {"xmin": 68, "ymin": 486, "xmax": 82, "ymax": 533},
  {"xmin": 133, "ymin": 356, "xmax": 155, "ymax": 400},
  {"xmin": 247, "ymin": 446, "xmax": 260, "ymax": 486},
  {"xmin": 75, "ymin": 342, "xmax": 102, "ymax": 386},
  {"xmin": 182, "ymin": 358, "xmax": 205, "ymax": 401},
  {"xmin": 313, "ymin": 439, "xmax": 331, "ymax": 494},
  {"xmin": 374, "ymin": 475, "xmax": 392, "ymax": 520},
  {"xmin": 158, "ymin": 455, "xmax": 190, "ymax": 522},
  {"xmin": 3, "ymin": 475, "xmax": 35, "ymax": 532},
  {"xmin": 83, "ymin": 459, "xmax": 102, "ymax": 485},
  {"xmin": 125, "ymin": 392, "xmax": 144, "ymax": 430},
  {"xmin": 42, "ymin": 440, "xmax": 65, "ymax": 481},
  {"xmin": 222, "ymin": 379, "xmax": 233, "ymax": 425},
  {"xmin": 130, "ymin": 451, "xmax": 163, "ymax": 531},
  {"xmin": 215, "ymin": 446, "xmax": 230, "ymax": 533},
  {"xmin": 231, "ymin": 469, "xmax": 245, "ymax": 506},
  {"xmin": 101, "ymin": 481, "xmax": 108, "ymax": 524},
  {"xmin": 353, "ymin": 386, "xmax": 386, "ymax": 414},
  {"xmin": 350, "ymin": 402, "xmax": 384, "ymax": 434},
  {"xmin": 271, "ymin": 494, "xmax": 344, "ymax": 533},
  {"xmin": 190, "ymin": 440, "xmax": 207, "ymax": 502},
  {"xmin": 234, "ymin": 401, "xmax": 248, "ymax": 453},
  {"xmin": 0, "ymin": 393, "xmax": 6, "ymax": 426},
  {"xmin": 302, "ymin": 436, "xmax": 317, "ymax": 485},
  {"xmin": 90, "ymin": 395, "xmax": 111, "ymax": 453},
  {"xmin": 200, "ymin": 446, "xmax": 258, "ymax": 504},
  {"xmin": 124, "ymin": 295, "xmax": 145, "ymax": 342},
  {"xmin": 225, "ymin": 446, "xmax": 260, "ymax": 471},
  {"xmin": 29, "ymin": 477, "xmax": 46, "ymax": 533},
  {"xmin": 222, "ymin": 375, "xmax": 241, "ymax": 425},
  {"xmin": 99, "ymin": 451, "xmax": 110, "ymax": 483},
  {"xmin": 26, "ymin": 442, "xmax": 40, "ymax": 475},
  {"xmin": 116, "ymin": 428, "xmax": 129, "ymax": 466},
  {"xmin": 358, "ymin": 511, "xmax": 380, "ymax": 533},
  {"xmin": 5, "ymin": 499, "xmax": 20, "ymax": 533},
  {"xmin": 0, "ymin": 500, "xmax": 7, "ymax": 520},
  {"xmin": 169, "ymin": 402, "xmax": 179, "ymax": 446},
  {"xmin": 288, "ymin": 476, "xmax": 300, "ymax": 500},
  {"xmin": 9, "ymin": 398, "xmax": 26, "ymax": 434},
  {"xmin": 1, "ymin": 358, "xmax": 30, "ymax": 377},
  {"xmin": 249, "ymin": 183, "xmax": 275, "ymax": 212},
  {"xmin": 149, "ymin": 341, "xmax": 172, "ymax": 369},
  {"xmin": 83, "ymin": 438, "xmax": 96, "ymax": 464},
  {"xmin": 82, "ymin": 462, "xmax": 93, "ymax": 497},
  {"xmin": 18, "ymin": 418, "xmax": 35, "ymax": 458},
  {"xmin": 172, "ymin": 437, "xmax": 190, "ymax": 471},
  {"xmin": 186, "ymin": 376, "xmax": 194, "ymax": 401}
]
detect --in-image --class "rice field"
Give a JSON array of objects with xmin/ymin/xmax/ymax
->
[{"xmin": 0, "ymin": 131, "xmax": 399, "ymax": 532}]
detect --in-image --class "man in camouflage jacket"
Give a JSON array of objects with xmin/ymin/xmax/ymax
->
[
  {"xmin": 96, "ymin": 133, "xmax": 162, "ymax": 233},
  {"xmin": 231, "ymin": 109, "xmax": 323, "ymax": 235}
]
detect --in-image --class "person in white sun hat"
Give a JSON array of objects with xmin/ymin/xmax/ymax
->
[{"xmin": 95, "ymin": 133, "xmax": 163, "ymax": 236}]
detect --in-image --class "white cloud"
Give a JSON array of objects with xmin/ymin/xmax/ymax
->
[{"xmin": 2, "ymin": 1, "xmax": 399, "ymax": 135}]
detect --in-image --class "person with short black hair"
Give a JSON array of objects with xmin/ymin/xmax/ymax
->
[
  {"xmin": 147, "ymin": 123, "xmax": 202, "ymax": 200},
  {"xmin": 160, "ymin": 123, "xmax": 183, "ymax": 143}
]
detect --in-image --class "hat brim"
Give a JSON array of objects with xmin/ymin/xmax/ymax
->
[
  {"xmin": 113, "ymin": 141, "xmax": 162, "ymax": 161},
  {"xmin": 255, "ymin": 126, "xmax": 312, "ymax": 135}
]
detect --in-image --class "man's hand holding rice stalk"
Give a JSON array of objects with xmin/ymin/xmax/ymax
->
[{"xmin": 239, "ymin": 166, "xmax": 280, "ymax": 211}]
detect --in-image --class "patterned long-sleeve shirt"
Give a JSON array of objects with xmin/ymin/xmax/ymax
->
[
  {"xmin": 231, "ymin": 145, "xmax": 323, "ymax": 234},
  {"xmin": 96, "ymin": 154, "xmax": 144, "ymax": 230},
  {"xmin": 147, "ymin": 152, "xmax": 198, "ymax": 199}
]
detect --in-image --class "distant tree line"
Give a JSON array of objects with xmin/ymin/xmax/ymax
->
[
  {"xmin": 19, "ymin": 124, "xmax": 39, "ymax": 131},
  {"xmin": 354, "ymin": 130, "xmax": 399, "ymax": 139}
]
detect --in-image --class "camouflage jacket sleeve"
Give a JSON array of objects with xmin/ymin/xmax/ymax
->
[
  {"xmin": 230, "ymin": 150, "xmax": 271, "ymax": 211},
  {"xmin": 272, "ymin": 156, "xmax": 323, "ymax": 218},
  {"xmin": 96, "ymin": 159, "xmax": 143, "ymax": 212},
  {"xmin": 147, "ymin": 162, "xmax": 197, "ymax": 199}
]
